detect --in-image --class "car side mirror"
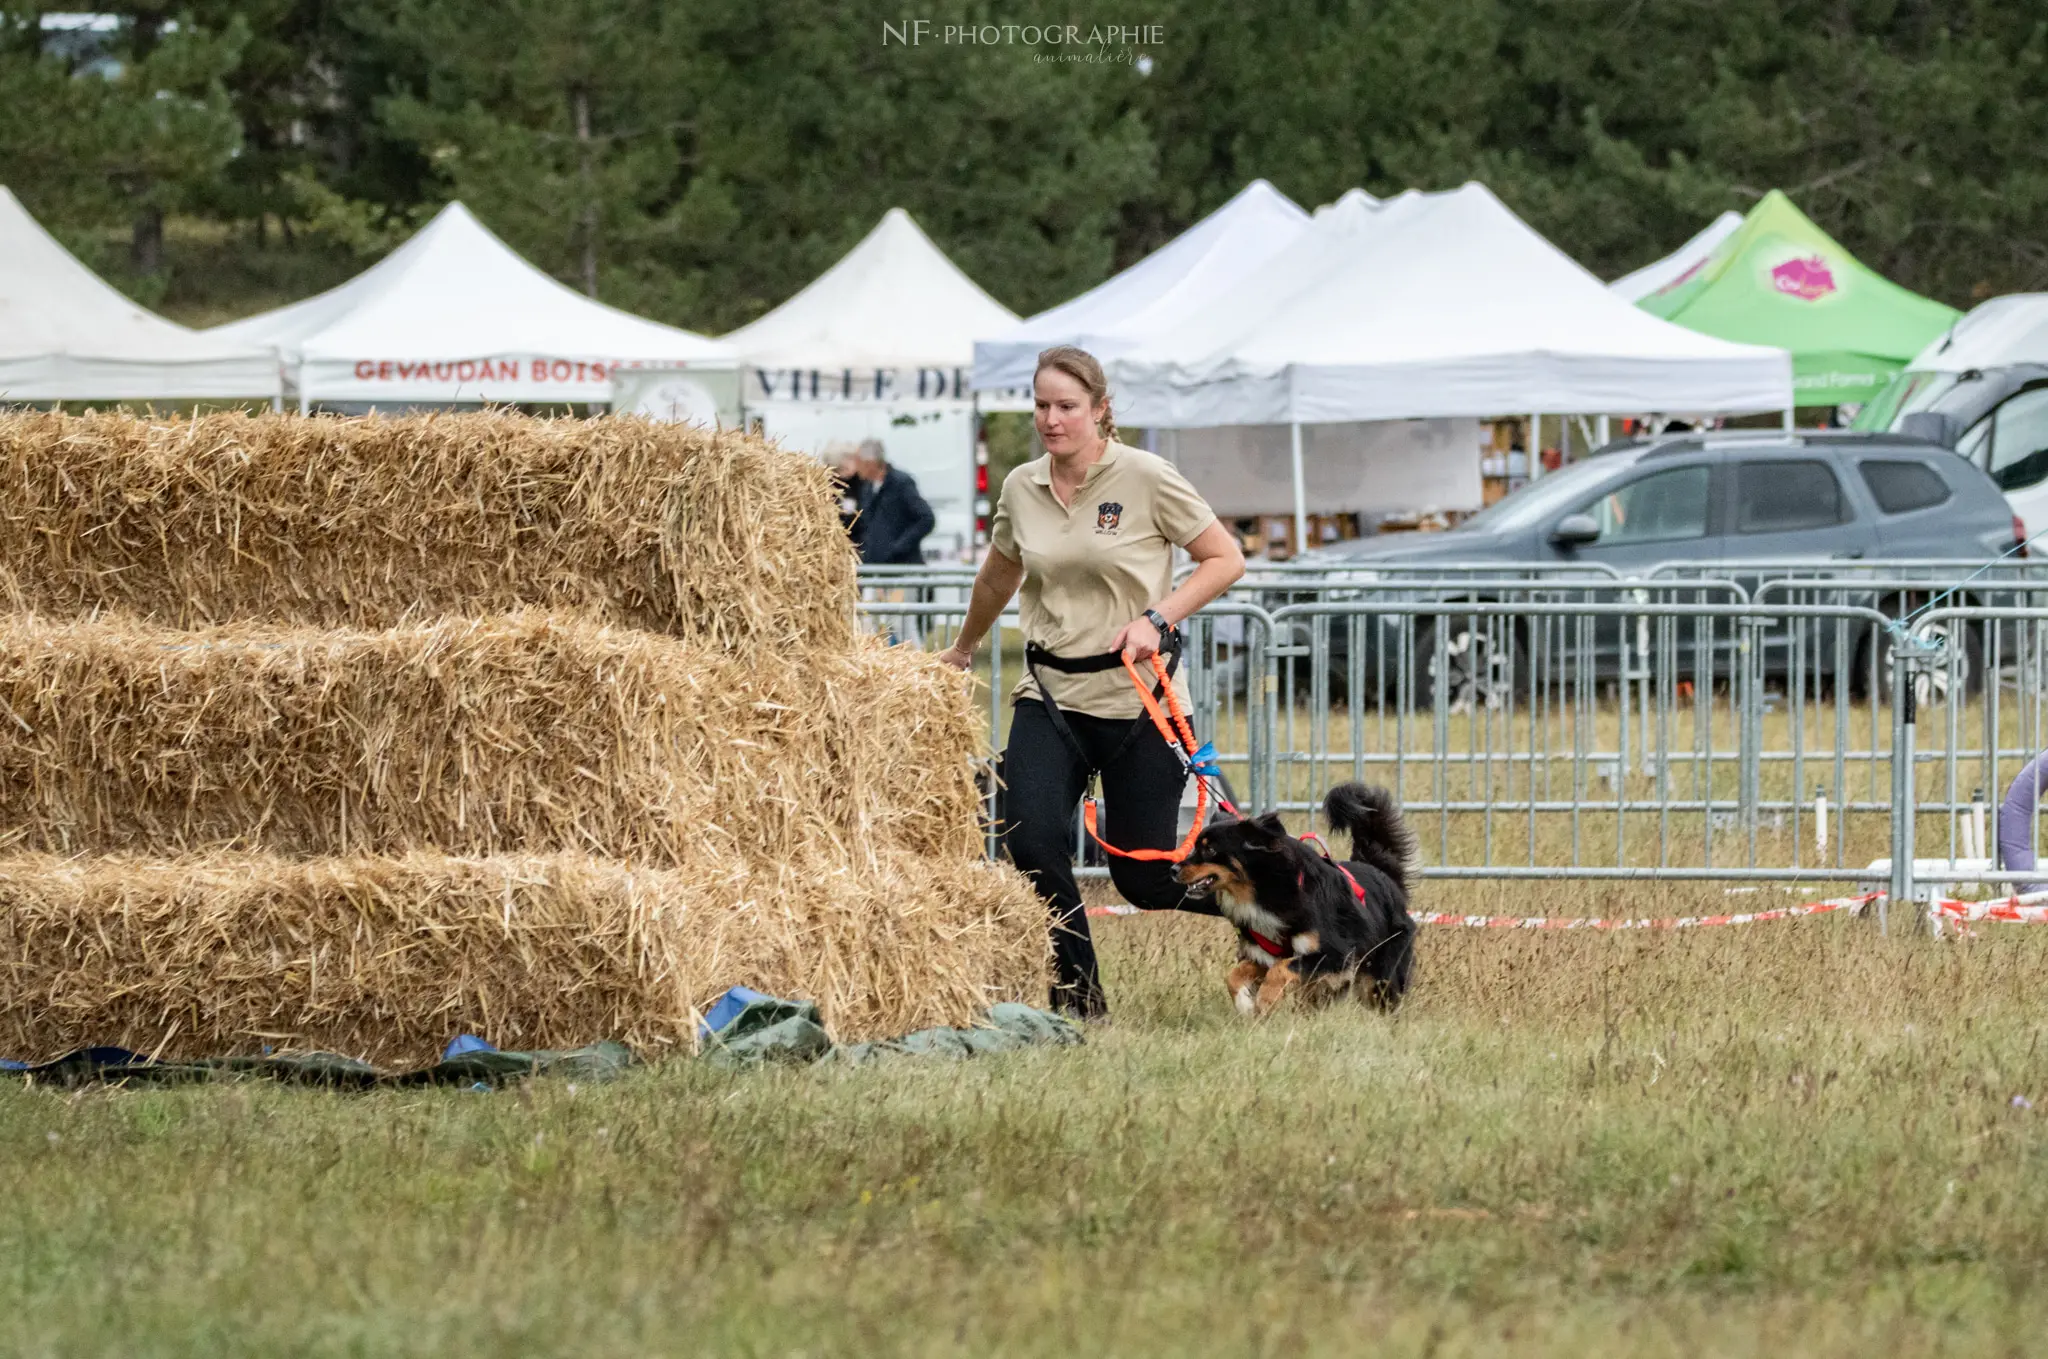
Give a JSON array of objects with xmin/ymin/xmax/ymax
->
[{"xmin": 1549, "ymin": 513, "xmax": 1601, "ymax": 548}]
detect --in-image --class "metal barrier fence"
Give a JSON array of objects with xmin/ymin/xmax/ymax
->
[
  {"xmin": 854, "ymin": 590, "xmax": 1272, "ymax": 874},
  {"xmin": 1896, "ymin": 606, "xmax": 2048, "ymax": 907},
  {"xmin": 856, "ymin": 563, "xmax": 2048, "ymax": 928}
]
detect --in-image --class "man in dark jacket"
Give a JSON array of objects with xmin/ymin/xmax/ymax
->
[
  {"xmin": 851, "ymin": 439, "xmax": 935, "ymax": 565},
  {"xmin": 832, "ymin": 446, "xmax": 865, "ymax": 549}
]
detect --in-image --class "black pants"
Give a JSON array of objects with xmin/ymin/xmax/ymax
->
[{"xmin": 998, "ymin": 700, "xmax": 1220, "ymax": 1018}]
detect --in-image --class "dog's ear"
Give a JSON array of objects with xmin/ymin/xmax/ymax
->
[{"xmin": 1241, "ymin": 811, "xmax": 1289, "ymax": 850}]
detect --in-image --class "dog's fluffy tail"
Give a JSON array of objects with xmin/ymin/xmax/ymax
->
[{"xmin": 1323, "ymin": 782, "xmax": 1414, "ymax": 892}]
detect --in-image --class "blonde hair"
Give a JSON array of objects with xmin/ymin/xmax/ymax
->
[{"xmin": 1035, "ymin": 344, "xmax": 1119, "ymax": 445}]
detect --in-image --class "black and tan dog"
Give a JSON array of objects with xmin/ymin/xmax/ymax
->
[{"xmin": 1175, "ymin": 783, "xmax": 1416, "ymax": 1016}]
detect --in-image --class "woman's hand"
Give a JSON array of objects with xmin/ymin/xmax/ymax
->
[
  {"xmin": 1110, "ymin": 615, "xmax": 1162, "ymax": 662},
  {"xmin": 937, "ymin": 644, "xmax": 974, "ymax": 671}
]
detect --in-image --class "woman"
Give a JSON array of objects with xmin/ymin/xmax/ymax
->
[{"xmin": 939, "ymin": 346, "xmax": 1245, "ymax": 1018}]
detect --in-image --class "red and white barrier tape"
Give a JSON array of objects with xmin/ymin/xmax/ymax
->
[
  {"xmin": 1087, "ymin": 893, "xmax": 1878, "ymax": 928},
  {"xmin": 1934, "ymin": 894, "xmax": 2048, "ymax": 924},
  {"xmin": 1410, "ymin": 893, "xmax": 1876, "ymax": 930}
]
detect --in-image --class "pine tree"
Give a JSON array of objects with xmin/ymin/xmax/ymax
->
[
  {"xmin": 363, "ymin": 0, "xmax": 695, "ymax": 300},
  {"xmin": 678, "ymin": 0, "xmax": 1158, "ymax": 328},
  {"xmin": 65, "ymin": 6, "xmax": 244, "ymax": 268}
]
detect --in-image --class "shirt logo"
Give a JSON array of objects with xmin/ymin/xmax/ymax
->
[{"xmin": 1095, "ymin": 501, "xmax": 1123, "ymax": 534}]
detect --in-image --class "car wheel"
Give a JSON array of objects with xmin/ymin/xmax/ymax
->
[
  {"xmin": 1413, "ymin": 614, "xmax": 1523, "ymax": 713},
  {"xmin": 1855, "ymin": 605, "xmax": 1983, "ymax": 705}
]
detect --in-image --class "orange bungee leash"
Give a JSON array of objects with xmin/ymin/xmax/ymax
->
[{"xmin": 1024, "ymin": 636, "xmax": 1239, "ymax": 865}]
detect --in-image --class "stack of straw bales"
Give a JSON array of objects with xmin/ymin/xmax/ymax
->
[{"xmin": 0, "ymin": 412, "xmax": 1046, "ymax": 1064}]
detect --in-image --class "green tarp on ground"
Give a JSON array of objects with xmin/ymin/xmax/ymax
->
[
  {"xmin": 0, "ymin": 1041, "xmax": 637, "ymax": 1089},
  {"xmin": 1637, "ymin": 190, "xmax": 1959, "ymax": 407},
  {"xmin": 699, "ymin": 1000, "xmax": 1084, "ymax": 1068},
  {"xmin": 1, "ymin": 1005, "xmax": 1083, "ymax": 1087}
]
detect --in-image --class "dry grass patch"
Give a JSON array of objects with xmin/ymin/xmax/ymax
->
[{"xmin": 9, "ymin": 893, "xmax": 2048, "ymax": 1357}]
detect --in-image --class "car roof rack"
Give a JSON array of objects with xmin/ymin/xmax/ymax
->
[{"xmin": 1639, "ymin": 429, "xmax": 1947, "ymax": 460}]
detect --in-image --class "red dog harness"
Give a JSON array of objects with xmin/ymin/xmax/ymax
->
[
  {"xmin": 1297, "ymin": 831, "xmax": 1368, "ymax": 903},
  {"xmin": 1245, "ymin": 833, "xmax": 1367, "ymax": 961},
  {"xmin": 1247, "ymin": 930, "xmax": 1290, "ymax": 959}
]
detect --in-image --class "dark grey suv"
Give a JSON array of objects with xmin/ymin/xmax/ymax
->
[{"xmin": 1273, "ymin": 430, "xmax": 2023, "ymax": 700}]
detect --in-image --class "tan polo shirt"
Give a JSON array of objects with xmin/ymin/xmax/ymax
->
[{"xmin": 990, "ymin": 440, "xmax": 1219, "ymax": 719}]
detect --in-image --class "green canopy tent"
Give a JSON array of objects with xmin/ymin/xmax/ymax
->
[{"xmin": 1637, "ymin": 190, "xmax": 1958, "ymax": 409}]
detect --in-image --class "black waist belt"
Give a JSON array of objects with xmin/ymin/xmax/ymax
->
[{"xmin": 1024, "ymin": 631, "xmax": 1182, "ymax": 776}]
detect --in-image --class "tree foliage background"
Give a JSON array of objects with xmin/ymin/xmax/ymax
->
[{"xmin": 3, "ymin": 0, "xmax": 2044, "ymax": 329}]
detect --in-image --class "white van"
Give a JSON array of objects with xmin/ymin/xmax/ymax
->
[{"xmin": 1858, "ymin": 294, "xmax": 2048, "ymax": 542}]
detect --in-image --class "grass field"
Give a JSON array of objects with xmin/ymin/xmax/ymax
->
[{"xmin": 7, "ymin": 878, "xmax": 2048, "ymax": 1357}]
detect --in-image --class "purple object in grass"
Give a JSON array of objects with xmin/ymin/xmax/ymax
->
[{"xmin": 1998, "ymin": 750, "xmax": 2048, "ymax": 894}]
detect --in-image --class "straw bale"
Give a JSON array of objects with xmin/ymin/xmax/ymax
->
[
  {"xmin": 0, "ymin": 848, "xmax": 1049, "ymax": 1065},
  {"xmin": 0, "ymin": 410, "xmax": 855, "ymax": 649},
  {"xmin": 0, "ymin": 612, "xmax": 984, "ymax": 864}
]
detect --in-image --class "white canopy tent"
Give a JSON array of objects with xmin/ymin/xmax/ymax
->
[
  {"xmin": 1093, "ymin": 191, "xmax": 1472, "ymax": 540},
  {"xmin": 209, "ymin": 201, "xmax": 731, "ymax": 409},
  {"xmin": 970, "ymin": 179, "xmax": 1309, "ymax": 392},
  {"xmin": 0, "ymin": 186, "xmax": 276, "ymax": 402},
  {"xmin": 1114, "ymin": 184, "xmax": 1794, "ymax": 547},
  {"xmin": 1608, "ymin": 210, "xmax": 1743, "ymax": 302},
  {"xmin": 722, "ymin": 206, "xmax": 1018, "ymax": 396},
  {"xmin": 1069, "ymin": 190, "xmax": 1484, "ymax": 540},
  {"xmin": 707, "ymin": 207, "xmax": 1021, "ymax": 561},
  {"xmin": 1109, "ymin": 188, "xmax": 1394, "ymax": 425},
  {"xmin": 1907, "ymin": 293, "xmax": 2048, "ymax": 372},
  {"xmin": 976, "ymin": 183, "xmax": 1471, "ymax": 550},
  {"xmin": 1121, "ymin": 184, "xmax": 1792, "ymax": 426}
]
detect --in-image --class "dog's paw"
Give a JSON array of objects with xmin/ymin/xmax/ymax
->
[
  {"xmin": 1225, "ymin": 960, "xmax": 1264, "ymax": 1016},
  {"xmin": 1253, "ymin": 958, "xmax": 1297, "ymax": 1017}
]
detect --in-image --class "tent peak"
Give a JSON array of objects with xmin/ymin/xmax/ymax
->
[
  {"xmin": 1233, "ymin": 178, "xmax": 1306, "ymax": 210},
  {"xmin": 858, "ymin": 207, "xmax": 956, "ymax": 258},
  {"xmin": 972, "ymin": 179, "xmax": 1310, "ymax": 390},
  {"xmin": 0, "ymin": 182, "xmax": 277, "ymax": 399},
  {"xmin": 1636, "ymin": 188, "xmax": 1959, "ymax": 404},
  {"xmin": 1314, "ymin": 188, "xmax": 1398, "ymax": 227},
  {"xmin": 1610, "ymin": 211, "xmax": 1744, "ymax": 302},
  {"xmin": 722, "ymin": 205, "xmax": 1016, "ymax": 372}
]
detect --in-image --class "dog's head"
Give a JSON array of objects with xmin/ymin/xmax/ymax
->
[{"xmin": 1176, "ymin": 812, "xmax": 1293, "ymax": 901}]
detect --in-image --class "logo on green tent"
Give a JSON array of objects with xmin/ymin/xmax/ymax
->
[{"xmin": 1769, "ymin": 253, "xmax": 1838, "ymax": 301}]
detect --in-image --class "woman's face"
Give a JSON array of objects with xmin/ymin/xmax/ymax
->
[{"xmin": 1034, "ymin": 368, "xmax": 1104, "ymax": 456}]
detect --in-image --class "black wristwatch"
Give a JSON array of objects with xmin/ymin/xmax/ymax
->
[{"xmin": 1143, "ymin": 608, "xmax": 1175, "ymax": 637}]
